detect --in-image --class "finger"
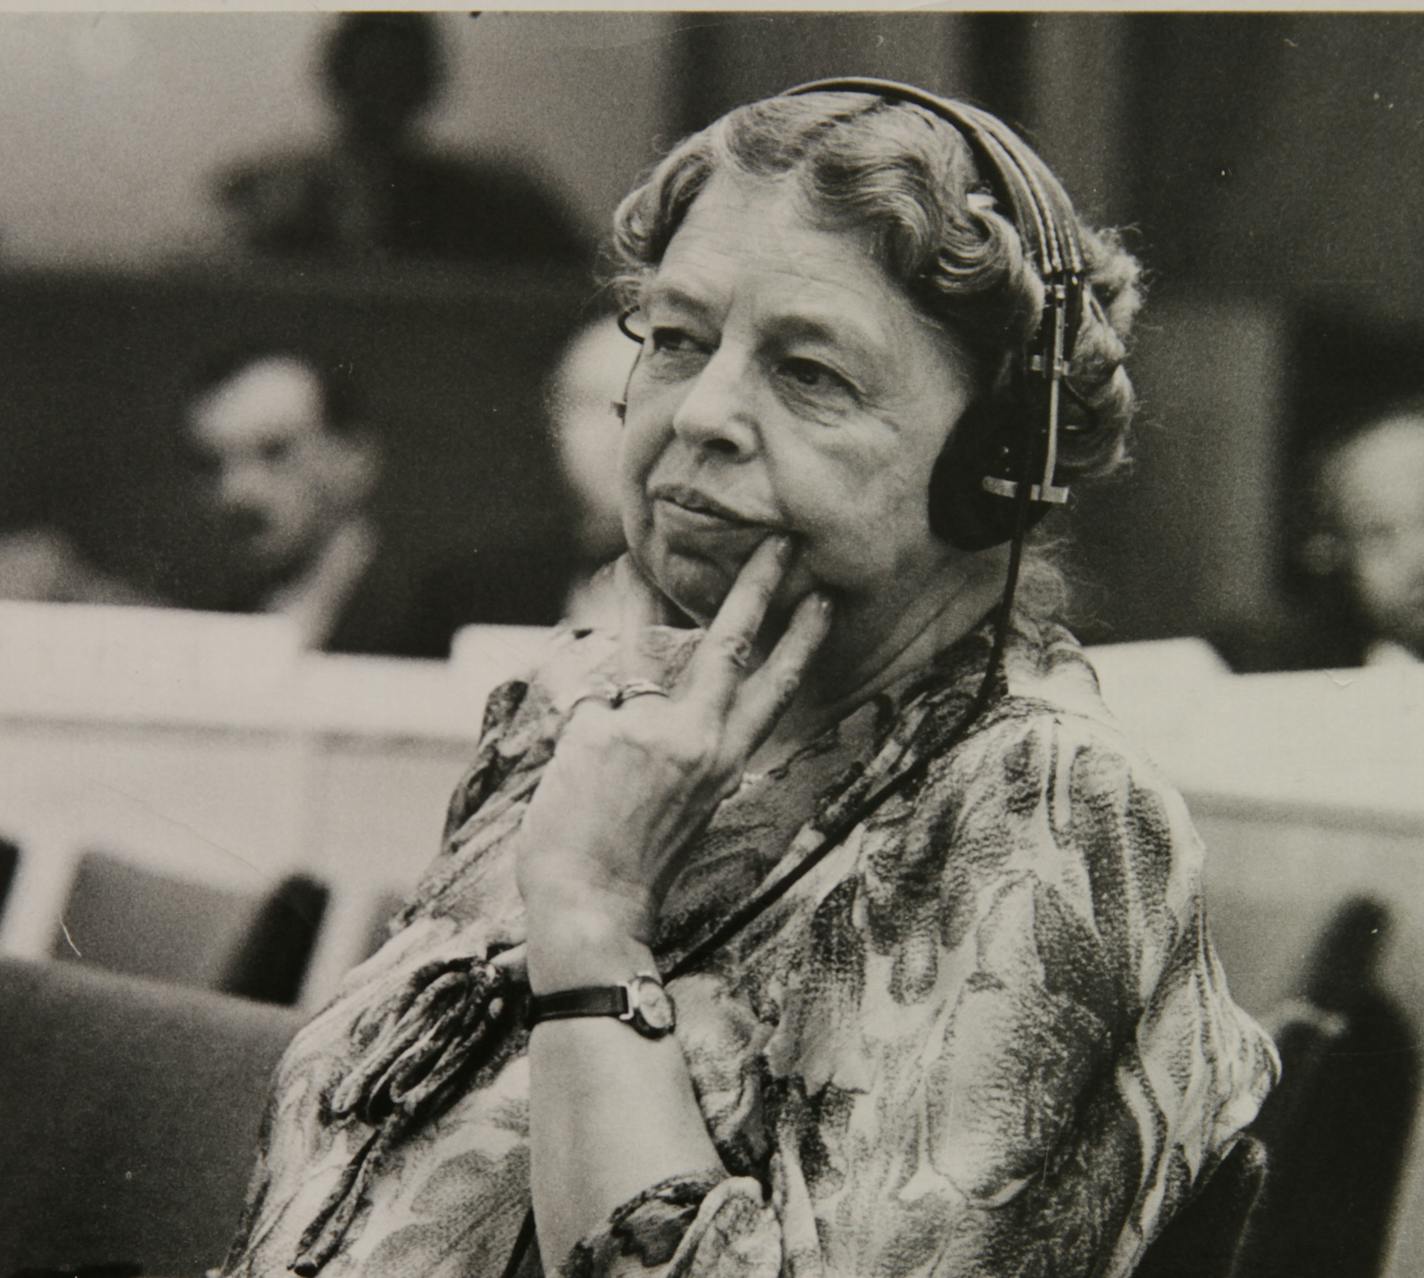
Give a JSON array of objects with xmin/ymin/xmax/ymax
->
[
  {"xmin": 567, "ymin": 685, "xmax": 620, "ymax": 718},
  {"xmin": 727, "ymin": 590, "xmax": 833, "ymax": 752},
  {"xmin": 687, "ymin": 534, "xmax": 796, "ymax": 707},
  {"xmin": 490, "ymin": 943, "xmax": 527, "ymax": 978}
]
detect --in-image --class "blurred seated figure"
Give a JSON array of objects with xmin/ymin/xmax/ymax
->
[
  {"xmin": 0, "ymin": 526, "xmax": 152, "ymax": 606},
  {"xmin": 186, "ymin": 342, "xmax": 563, "ymax": 658},
  {"xmin": 1213, "ymin": 400, "xmax": 1424, "ymax": 671},
  {"xmin": 1250, "ymin": 896, "xmax": 1420, "ymax": 1277},
  {"xmin": 214, "ymin": 12, "xmax": 588, "ymax": 266},
  {"xmin": 543, "ymin": 312, "xmax": 638, "ymax": 628},
  {"xmin": 1309, "ymin": 404, "xmax": 1424, "ymax": 664},
  {"xmin": 386, "ymin": 314, "xmax": 636, "ymax": 657},
  {"xmin": 186, "ymin": 343, "xmax": 424, "ymax": 656}
]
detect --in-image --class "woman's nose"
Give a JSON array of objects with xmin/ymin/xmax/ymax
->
[{"xmin": 668, "ymin": 350, "xmax": 759, "ymax": 458}]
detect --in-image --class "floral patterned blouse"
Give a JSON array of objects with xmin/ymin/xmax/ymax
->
[{"xmin": 222, "ymin": 613, "xmax": 1277, "ymax": 1278}]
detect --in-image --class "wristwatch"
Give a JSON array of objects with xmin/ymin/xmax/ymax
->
[{"xmin": 526, "ymin": 971, "xmax": 676, "ymax": 1039}]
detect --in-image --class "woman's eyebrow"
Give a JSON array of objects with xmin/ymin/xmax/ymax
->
[
  {"xmin": 767, "ymin": 310, "xmax": 887, "ymax": 363},
  {"xmin": 639, "ymin": 280, "xmax": 718, "ymax": 321},
  {"xmin": 640, "ymin": 281, "xmax": 888, "ymax": 364}
]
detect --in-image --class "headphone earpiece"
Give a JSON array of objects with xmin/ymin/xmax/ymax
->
[{"xmin": 929, "ymin": 400, "xmax": 1053, "ymax": 551}]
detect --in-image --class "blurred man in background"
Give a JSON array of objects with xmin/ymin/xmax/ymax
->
[
  {"xmin": 1303, "ymin": 404, "xmax": 1424, "ymax": 665},
  {"xmin": 1214, "ymin": 400, "xmax": 1424, "ymax": 671},
  {"xmin": 542, "ymin": 312, "xmax": 637, "ymax": 628},
  {"xmin": 215, "ymin": 12, "xmax": 588, "ymax": 266},
  {"xmin": 185, "ymin": 345, "xmax": 426, "ymax": 655}
]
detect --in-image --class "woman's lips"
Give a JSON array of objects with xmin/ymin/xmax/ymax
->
[
  {"xmin": 652, "ymin": 484, "xmax": 754, "ymax": 522},
  {"xmin": 650, "ymin": 486, "xmax": 773, "ymax": 546}
]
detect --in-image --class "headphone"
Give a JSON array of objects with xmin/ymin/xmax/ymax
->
[{"xmin": 784, "ymin": 77, "xmax": 1088, "ymax": 552}]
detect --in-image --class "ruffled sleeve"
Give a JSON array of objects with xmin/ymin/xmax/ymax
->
[{"xmin": 556, "ymin": 705, "xmax": 1278, "ymax": 1278}]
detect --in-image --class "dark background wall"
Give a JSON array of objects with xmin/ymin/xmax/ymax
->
[{"xmin": 4, "ymin": 12, "xmax": 1423, "ymax": 644}]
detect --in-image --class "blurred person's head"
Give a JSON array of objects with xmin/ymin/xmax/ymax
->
[
  {"xmin": 1305, "ymin": 404, "xmax": 1424, "ymax": 657},
  {"xmin": 545, "ymin": 314, "xmax": 637, "ymax": 564},
  {"xmin": 186, "ymin": 348, "xmax": 379, "ymax": 591},
  {"xmin": 321, "ymin": 12, "xmax": 444, "ymax": 149},
  {"xmin": 0, "ymin": 528, "xmax": 93, "ymax": 602},
  {"xmin": 0, "ymin": 526, "xmax": 145, "ymax": 605}
]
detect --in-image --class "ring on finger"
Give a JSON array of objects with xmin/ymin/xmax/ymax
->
[
  {"xmin": 612, "ymin": 679, "xmax": 670, "ymax": 708},
  {"xmin": 569, "ymin": 679, "xmax": 620, "ymax": 713}
]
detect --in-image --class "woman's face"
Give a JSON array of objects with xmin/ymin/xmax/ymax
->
[{"xmin": 620, "ymin": 171, "xmax": 976, "ymax": 629}]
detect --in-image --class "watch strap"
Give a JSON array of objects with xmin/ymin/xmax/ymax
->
[{"xmin": 526, "ymin": 984, "xmax": 630, "ymax": 1027}]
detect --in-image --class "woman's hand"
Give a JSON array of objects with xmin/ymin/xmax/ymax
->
[{"xmin": 515, "ymin": 534, "xmax": 832, "ymax": 978}]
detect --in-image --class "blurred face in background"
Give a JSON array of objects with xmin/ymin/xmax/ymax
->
[
  {"xmin": 1323, "ymin": 416, "xmax": 1424, "ymax": 656},
  {"xmin": 188, "ymin": 356, "xmax": 376, "ymax": 588},
  {"xmin": 326, "ymin": 16, "xmax": 438, "ymax": 148},
  {"xmin": 548, "ymin": 316, "xmax": 636, "ymax": 563}
]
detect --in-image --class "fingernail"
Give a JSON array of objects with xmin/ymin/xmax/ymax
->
[{"xmin": 771, "ymin": 533, "xmax": 794, "ymax": 559}]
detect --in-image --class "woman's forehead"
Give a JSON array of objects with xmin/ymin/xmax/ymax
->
[{"xmin": 649, "ymin": 173, "xmax": 903, "ymax": 322}]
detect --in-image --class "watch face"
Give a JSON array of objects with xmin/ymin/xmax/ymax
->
[{"xmin": 628, "ymin": 973, "xmax": 676, "ymax": 1037}]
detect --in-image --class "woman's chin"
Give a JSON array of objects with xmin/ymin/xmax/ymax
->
[
  {"xmin": 649, "ymin": 556, "xmax": 735, "ymax": 627},
  {"xmin": 641, "ymin": 544, "xmax": 821, "ymax": 633}
]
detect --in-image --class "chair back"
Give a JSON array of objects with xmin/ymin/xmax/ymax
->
[
  {"xmin": 217, "ymin": 872, "xmax": 330, "ymax": 1005},
  {"xmin": 52, "ymin": 851, "xmax": 328, "ymax": 1005},
  {"xmin": 0, "ymin": 836, "xmax": 18, "ymax": 927},
  {"xmin": 1243, "ymin": 898, "xmax": 1420, "ymax": 1278},
  {"xmin": 0, "ymin": 954, "xmax": 301, "ymax": 1274},
  {"xmin": 51, "ymin": 850, "xmax": 255, "ymax": 986},
  {"xmin": 1134, "ymin": 1135, "xmax": 1268, "ymax": 1278}
]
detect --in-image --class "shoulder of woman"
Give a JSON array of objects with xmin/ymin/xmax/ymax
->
[
  {"xmin": 999, "ymin": 616, "xmax": 1123, "ymax": 725},
  {"xmin": 880, "ymin": 673, "xmax": 1205, "ymax": 984},
  {"xmin": 949, "ymin": 618, "xmax": 1184, "ymax": 817},
  {"xmin": 444, "ymin": 623, "xmax": 703, "ymax": 828},
  {"xmin": 473, "ymin": 621, "xmax": 631, "ymax": 741},
  {"xmin": 440, "ymin": 626, "xmax": 609, "ymax": 834},
  {"xmin": 949, "ymin": 690, "xmax": 1201, "ymax": 885}
]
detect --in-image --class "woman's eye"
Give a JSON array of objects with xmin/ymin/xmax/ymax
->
[
  {"xmin": 780, "ymin": 357, "xmax": 852, "ymax": 397},
  {"xmin": 649, "ymin": 326, "xmax": 704, "ymax": 356}
]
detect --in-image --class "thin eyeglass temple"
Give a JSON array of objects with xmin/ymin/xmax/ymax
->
[{"xmin": 617, "ymin": 307, "xmax": 646, "ymax": 344}]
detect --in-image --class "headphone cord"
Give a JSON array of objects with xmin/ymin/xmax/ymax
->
[{"xmin": 497, "ymin": 463, "xmax": 1036, "ymax": 1278}]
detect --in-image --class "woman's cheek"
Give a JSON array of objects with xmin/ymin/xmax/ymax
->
[{"xmin": 769, "ymin": 552, "xmax": 817, "ymax": 602}]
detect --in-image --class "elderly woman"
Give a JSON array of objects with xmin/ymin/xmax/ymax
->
[{"xmin": 223, "ymin": 81, "xmax": 1277, "ymax": 1278}]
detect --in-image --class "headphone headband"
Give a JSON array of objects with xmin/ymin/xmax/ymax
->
[
  {"xmin": 783, "ymin": 76, "xmax": 1085, "ymax": 514},
  {"xmin": 784, "ymin": 77, "xmax": 1085, "ymax": 284}
]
